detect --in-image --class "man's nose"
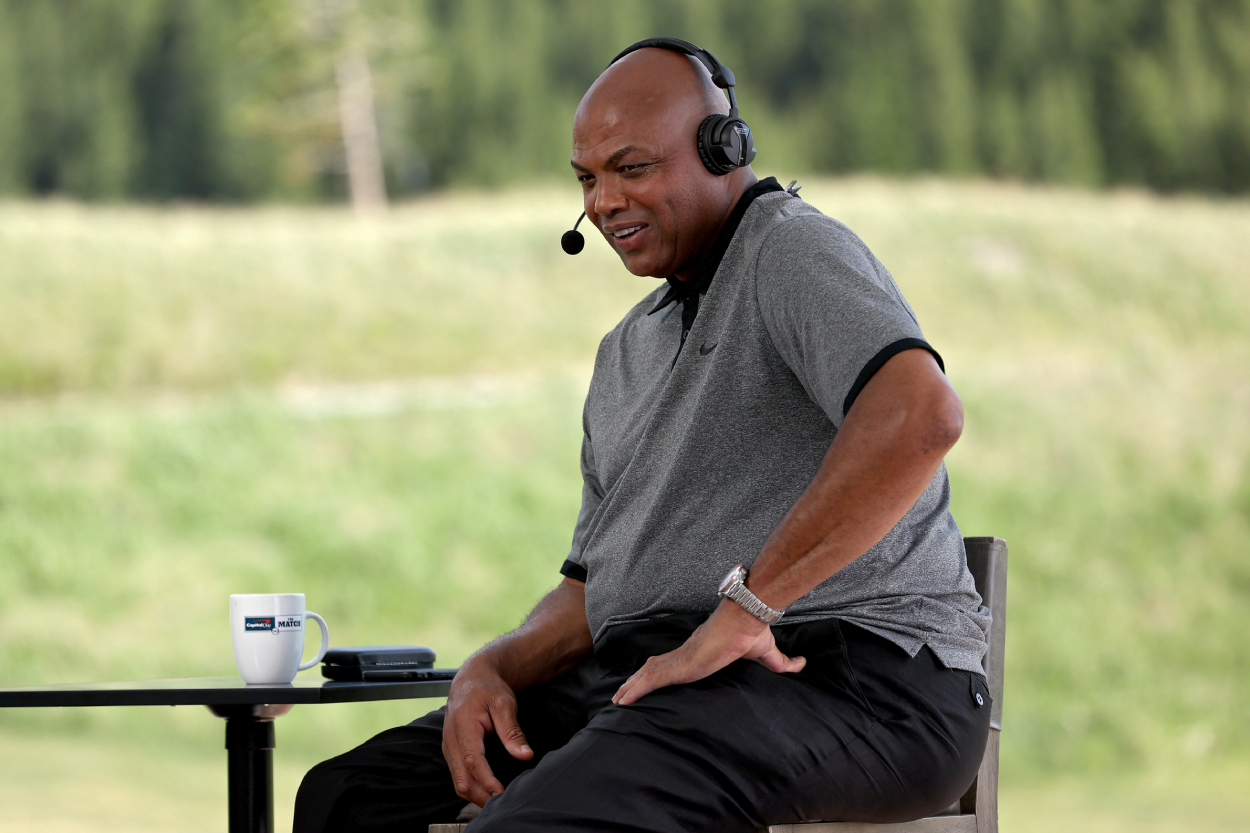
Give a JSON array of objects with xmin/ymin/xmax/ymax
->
[{"xmin": 593, "ymin": 177, "xmax": 628, "ymax": 217}]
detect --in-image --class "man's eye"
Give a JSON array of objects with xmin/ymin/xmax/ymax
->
[{"xmin": 620, "ymin": 164, "xmax": 648, "ymax": 176}]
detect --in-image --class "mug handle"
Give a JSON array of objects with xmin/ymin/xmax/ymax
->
[{"xmin": 298, "ymin": 611, "xmax": 330, "ymax": 672}]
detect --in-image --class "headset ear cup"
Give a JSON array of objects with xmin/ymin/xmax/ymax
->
[
  {"xmin": 719, "ymin": 117, "xmax": 754, "ymax": 169},
  {"xmin": 697, "ymin": 114, "xmax": 755, "ymax": 175},
  {"xmin": 697, "ymin": 114, "xmax": 728, "ymax": 175}
]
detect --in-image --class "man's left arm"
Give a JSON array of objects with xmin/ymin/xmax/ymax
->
[{"xmin": 612, "ymin": 347, "xmax": 962, "ymax": 705}]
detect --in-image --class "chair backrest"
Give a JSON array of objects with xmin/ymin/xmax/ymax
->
[
  {"xmin": 957, "ymin": 536, "xmax": 1008, "ymax": 833},
  {"xmin": 963, "ymin": 536, "xmax": 1007, "ymax": 731}
]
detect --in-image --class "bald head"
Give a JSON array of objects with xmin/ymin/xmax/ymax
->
[
  {"xmin": 570, "ymin": 47, "xmax": 756, "ymax": 279},
  {"xmin": 575, "ymin": 48, "xmax": 728, "ymax": 140}
]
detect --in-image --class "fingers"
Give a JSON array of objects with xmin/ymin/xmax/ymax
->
[
  {"xmin": 488, "ymin": 696, "xmax": 534, "ymax": 761},
  {"xmin": 442, "ymin": 722, "xmax": 502, "ymax": 807},
  {"xmin": 612, "ymin": 667, "xmax": 656, "ymax": 706},
  {"xmin": 613, "ymin": 653, "xmax": 687, "ymax": 705},
  {"xmin": 612, "ymin": 665, "xmax": 650, "ymax": 705},
  {"xmin": 613, "ymin": 643, "xmax": 807, "ymax": 707},
  {"xmin": 443, "ymin": 689, "xmax": 517, "ymax": 805},
  {"xmin": 613, "ymin": 657, "xmax": 652, "ymax": 705},
  {"xmin": 460, "ymin": 748, "xmax": 503, "ymax": 807},
  {"xmin": 610, "ymin": 616, "xmax": 809, "ymax": 708},
  {"xmin": 755, "ymin": 645, "xmax": 806, "ymax": 674}
]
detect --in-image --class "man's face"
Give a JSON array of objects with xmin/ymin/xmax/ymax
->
[{"xmin": 571, "ymin": 86, "xmax": 726, "ymax": 279}]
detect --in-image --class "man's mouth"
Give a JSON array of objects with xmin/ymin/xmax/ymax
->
[{"xmin": 612, "ymin": 225, "xmax": 644, "ymax": 240}]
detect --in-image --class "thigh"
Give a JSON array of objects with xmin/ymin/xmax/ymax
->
[
  {"xmin": 467, "ymin": 621, "xmax": 989, "ymax": 832},
  {"xmin": 293, "ymin": 664, "xmax": 595, "ymax": 833},
  {"xmin": 467, "ymin": 657, "xmax": 879, "ymax": 833}
]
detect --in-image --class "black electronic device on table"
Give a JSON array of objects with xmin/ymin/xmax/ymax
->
[{"xmin": 321, "ymin": 646, "xmax": 458, "ymax": 683}]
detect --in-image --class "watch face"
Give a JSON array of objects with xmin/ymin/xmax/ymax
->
[{"xmin": 718, "ymin": 565, "xmax": 743, "ymax": 594}]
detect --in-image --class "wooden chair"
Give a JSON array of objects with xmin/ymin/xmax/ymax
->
[{"xmin": 432, "ymin": 536, "xmax": 1008, "ymax": 833}]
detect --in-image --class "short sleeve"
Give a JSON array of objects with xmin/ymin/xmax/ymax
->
[
  {"xmin": 755, "ymin": 214, "xmax": 942, "ymax": 427},
  {"xmin": 560, "ymin": 396, "xmax": 601, "ymax": 582}
]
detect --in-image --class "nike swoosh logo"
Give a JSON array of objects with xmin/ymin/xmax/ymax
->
[{"xmin": 699, "ymin": 342, "xmax": 717, "ymax": 356}]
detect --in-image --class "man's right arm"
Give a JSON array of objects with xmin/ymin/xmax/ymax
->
[{"xmin": 442, "ymin": 576, "xmax": 593, "ymax": 807}]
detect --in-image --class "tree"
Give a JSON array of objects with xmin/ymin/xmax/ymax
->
[{"xmin": 232, "ymin": 0, "xmax": 423, "ymax": 206}]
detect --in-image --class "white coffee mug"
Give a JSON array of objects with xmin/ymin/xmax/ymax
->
[{"xmin": 230, "ymin": 593, "xmax": 330, "ymax": 684}]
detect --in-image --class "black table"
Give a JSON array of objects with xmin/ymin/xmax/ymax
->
[{"xmin": 0, "ymin": 676, "xmax": 452, "ymax": 833}]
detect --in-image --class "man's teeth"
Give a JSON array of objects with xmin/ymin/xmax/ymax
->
[{"xmin": 613, "ymin": 226, "xmax": 642, "ymax": 238}]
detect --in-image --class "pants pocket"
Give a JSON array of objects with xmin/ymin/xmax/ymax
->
[{"xmin": 834, "ymin": 621, "xmax": 882, "ymax": 723}]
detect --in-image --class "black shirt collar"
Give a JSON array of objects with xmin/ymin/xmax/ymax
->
[{"xmin": 648, "ymin": 176, "xmax": 784, "ymax": 316}]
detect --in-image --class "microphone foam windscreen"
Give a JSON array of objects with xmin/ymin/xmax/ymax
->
[{"xmin": 561, "ymin": 229, "xmax": 585, "ymax": 255}]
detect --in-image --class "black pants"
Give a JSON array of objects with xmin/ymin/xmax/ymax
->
[{"xmin": 294, "ymin": 617, "xmax": 991, "ymax": 833}]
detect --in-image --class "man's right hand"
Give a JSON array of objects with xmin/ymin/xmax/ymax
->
[
  {"xmin": 442, "ymin": 658, "xmax": 535, "ymax": 807},
  {"xmin": 438, "ymin": 577, "xmax": 593, "ymax": 807}
]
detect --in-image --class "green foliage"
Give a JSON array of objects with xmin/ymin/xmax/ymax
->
[
  {"xmin": 0, "ymin": 0, "xmax": 242, "ymax": 198},
  {"xmin": 2, "ymin": 0, "xmax": 1250, "ymax": 198},
  {"xmin": 228, "ymin": 0, "xmax": 425, "ymax": 199}
]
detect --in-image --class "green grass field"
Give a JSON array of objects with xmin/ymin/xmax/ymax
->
[{"xmin": 1, "ymin": 177, "xmax": 1248, "ymax": 832}]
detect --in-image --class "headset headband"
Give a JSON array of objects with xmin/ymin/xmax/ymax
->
[{"xmin": 608, "ymin": 37, "xmax": 740, "ymax": 117}]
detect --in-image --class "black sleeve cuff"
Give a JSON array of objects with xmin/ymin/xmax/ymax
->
[
  {"xmin": 559, "ymin": 559, "xmax": 588, "ymax": 582},
  {"xmin": 842, "ymin": 338, "xmax": 945, "ymax": 417}
]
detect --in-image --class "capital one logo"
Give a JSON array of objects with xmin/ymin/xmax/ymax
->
[{"xmin": 244, "ymin": 615, "xmax": 303, "ymax": 634}]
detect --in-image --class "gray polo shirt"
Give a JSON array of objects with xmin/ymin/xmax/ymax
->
[{"xmin": 561, "ymin": 190, "xmax": 990, "ymax": 673}]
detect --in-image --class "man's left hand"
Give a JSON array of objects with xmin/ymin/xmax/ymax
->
[{"xmin": 611, "ymin": 600, "xmax": 806, "ymax": 705}]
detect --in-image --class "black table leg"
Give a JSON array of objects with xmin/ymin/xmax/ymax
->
[{"xmin": 208, "ymin": 704, "xmax": 294, "ymax": 833}]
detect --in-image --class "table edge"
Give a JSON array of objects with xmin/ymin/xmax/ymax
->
[{"xmin": 0, "ymin": 678, "xmax": 452, "ymax": 708}]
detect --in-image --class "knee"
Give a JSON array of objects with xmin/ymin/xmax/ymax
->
[
  {"xmin": 297, "ymin": 756, "xmax": 343, "ymax": 797},
  {"xmin": 293, "ymin": 758, "xmax": 352, "ymax": 833}
]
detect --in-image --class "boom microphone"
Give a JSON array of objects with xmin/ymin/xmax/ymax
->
[{"xmin": 561, "ymin": 212, "xmax": 586, "ymax": 255}]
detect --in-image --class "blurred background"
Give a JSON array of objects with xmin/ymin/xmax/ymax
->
[
  {"xmin": 0, "ymin": 1, "xmax": 1247, "ymax": 831},
  {"xmin": 3, "ymin": 0, "xmax": 1250, "ymax": 201}
]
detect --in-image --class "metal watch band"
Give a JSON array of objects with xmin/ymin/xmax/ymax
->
[{"xmin": 720, "ymin": 569, "xmax": 784, "ymax": 625}]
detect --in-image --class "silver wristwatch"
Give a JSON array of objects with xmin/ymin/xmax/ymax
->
[{"xmin": 717, "ymin": 564, "xmax": 784, "ymax": 625}]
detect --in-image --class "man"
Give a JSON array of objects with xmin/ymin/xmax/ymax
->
[{"xmin": 295, "ymin": 42, "xmax": 991, "ymax": 833}]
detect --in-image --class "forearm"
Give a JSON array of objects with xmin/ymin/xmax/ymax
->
[
  {"xmin": 463, "ymin": 577, "xmax": 593, "ymax": 691},
  {"xmin": 747, "ymin": 349, "xmax": 963, "ymax": 610}
]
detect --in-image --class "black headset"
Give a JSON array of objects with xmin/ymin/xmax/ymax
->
[
  {"xmin": 561, "ymin": 37, "xmax": 756, "ymax": 255},
  {"xmin": 610, "ymin": 37, "xmax": 757, "ymax": 176}
]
